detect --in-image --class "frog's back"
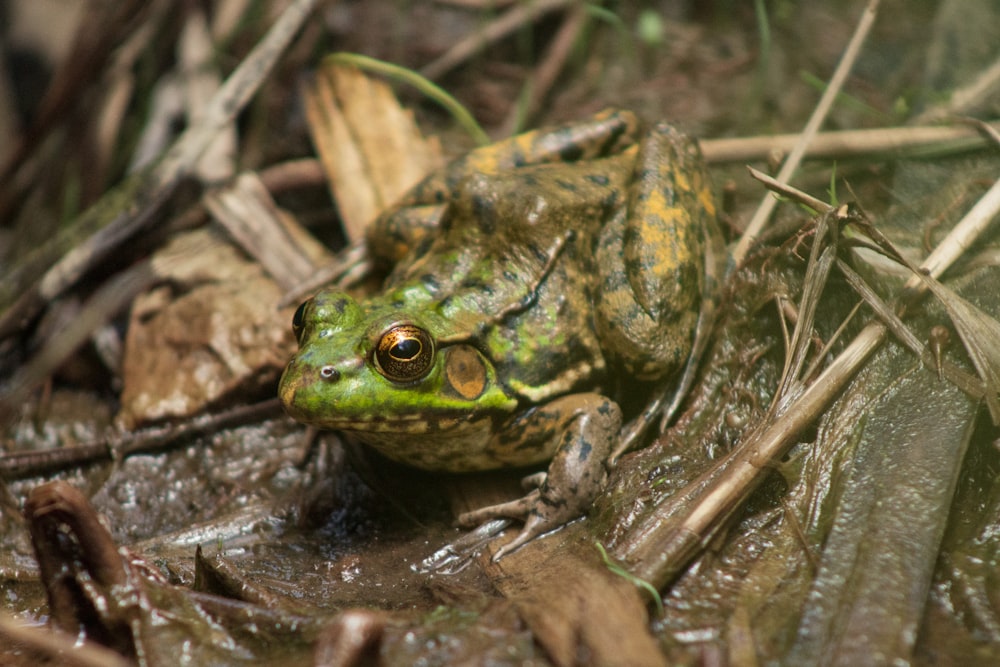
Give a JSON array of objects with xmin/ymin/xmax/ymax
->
[
  {"xmin": 390, "ymin": 155, "xmax": 630, "ymax": 292},
  {"xmin": 384, "ymin": 159, "xmax": 635, "ymax": 403}
]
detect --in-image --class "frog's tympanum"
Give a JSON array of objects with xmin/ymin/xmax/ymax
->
[{"xmin": 279, "ymin": 109, "xmax": 717, "ymax": 558}]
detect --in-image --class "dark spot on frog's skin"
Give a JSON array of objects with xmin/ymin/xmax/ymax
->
[
  {"xmin": 503, "ymin": 270, "xmax": 518, "ymax": 282},
  {"xmin": 578, "ymin": 440, "xmax": 592, "ymax": 462},
  {"xmin": 520, "ymin": 173, "xmax": 539, "ymax": 187},
  {"xmin": 598, "ymin": 127, "xmax": 628, "ymax": 155},
  {"xmin": 623, "ymin": 257, "xmax": 645, "ymax": 277},
  {"xmin": 621, "ymin": 225, "xmax": 638, "ymax": 247},
  {"xmin": 541, "ymin": 494, "xmax": 567, "ymax": 510},
  {"xmin": 459, "ymin": 276, "xmax": 494, "ymax": 296},
  {"xmin": 558, "ymin": 143, "xmax": 584, "ymax": 162},
  {"xmin": 512, "ymin": 438, "xmax": 544, "ymax": 454},
  {"xmin": 633, "ymin": 166, "xmax": 656, "ymax": 183},
  {"xmin": 555, "ymin": 179, "xmax": 578, "ymax": 192},
  {"xmin": 391, "ymin": 299, "xmax": 406, "ymax": 308},
  {"xmin": 471, "ymin": 192, "xmax": 492, "ymax": 216},
  {"xmin": 470, "ymin": 195, "xmax": 497, "ymax": 234},
  {"xmin": 586, "ymin": 173, "xmax": 610, "ymax": 187},
  {"xmin": 535, "ymin": 407, "xmax": 560, "ymax": 423},
  {"xmin": 597, "ymin": 400, "xmax": 615, "ymax": 416},
  {"xmin": 332, "ymin": 297, "xmax": 352, "ymax": 314}
]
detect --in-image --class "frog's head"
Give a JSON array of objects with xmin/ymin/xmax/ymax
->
[{"xmin": 278, "ymin": 290, "xmax": 515, "ymax": 433}]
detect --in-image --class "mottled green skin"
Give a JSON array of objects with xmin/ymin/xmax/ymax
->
[{"xmin": 279, "ymin": 109, "xmax": 716, "ymax": 554}]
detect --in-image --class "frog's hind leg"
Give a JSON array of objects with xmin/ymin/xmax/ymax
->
[
  {"xmin": 594, "ymin": 123, "xmax": 715, "ymax": 380},
  {"xmin": 594, "ymin": 123, "xmax": 720, "ymax": 458},
  {"xmin": 457, "ymin": 393, "xmax": 621, "ymax": 560}
]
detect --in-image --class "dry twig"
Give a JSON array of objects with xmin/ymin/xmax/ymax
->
[
  {"xmin": 420, "ymin": 0, "xmax": 574, "ymax": 80},
  {"xmin": 733, "ymin": 0, "xmax": 881, "ymax": 269},
  {"xmin": 700, "ymin": 121, "xmax": 1000, "ymax": 164}
]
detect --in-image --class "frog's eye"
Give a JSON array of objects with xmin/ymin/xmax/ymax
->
[
  {"xmin": 374, "ymin": 324, "xmax": 435, "ymax": 382},
  {"xmin": 291, "ymin": 301, "xmax": 309, "ymax": 343}
]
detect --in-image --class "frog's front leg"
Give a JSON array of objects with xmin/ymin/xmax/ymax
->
[{"xmin": 457, "ymin": 393, "xmax": 621, "ymax": 560}]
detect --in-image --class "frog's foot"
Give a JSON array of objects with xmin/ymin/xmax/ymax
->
[
  {"xmin": 457, "ymin": 393, "xmax": 621, "ymax": 560},
  {"xmin": 456, "ymin": 480, "xmax": 569, "ymax": 561}
]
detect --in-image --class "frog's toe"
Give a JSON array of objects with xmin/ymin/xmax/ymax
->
[
  {"xmin": 492, "ymin": 501, "xmax": 585, "ymax": 560},
  {"xmin": 456, "ymin": 491, "xmax": 540, "ymax": 527},
  {"xmin": 490, "ymin": 515, "xmax": 559, "ymax": 561},
  {"xmin": 457, "ymin": 489, "xmax": 583, "ymax": 560}
]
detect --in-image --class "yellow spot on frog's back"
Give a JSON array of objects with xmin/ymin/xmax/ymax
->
[
  {"xmin": 445, "ymin": 345, "xmax": 487, "ymax": 400},
  {"xmin": 673, "ymin": 169, "xmax": 692, "ymax": 195},
  {"xmin": 699, "ymin": 187, "xmax": 716, "ymax": 217}
]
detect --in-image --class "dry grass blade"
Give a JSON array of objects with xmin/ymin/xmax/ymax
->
[
  {"xmin": 904, "ymin": 176, "xmax": 1000, "ymax": 285},
  {"xmin": 967, "ymin": 117, "xmax": 1000, "ymax": 147},
  {"xmin": 850, "ymin": 206, "xmax": 1000, "ymax": 423},
  {"xmin": 0, "ymin": 399, "xmax": 283, "ymax": 480},
  {"xmin": 773, "ymin": 211, "xmax": 841, "ymax": 404},
  {"xmin": 733, "ymin": 0, "xmax": 880, "ymax": 269},
  {"xmin": 908, "ymin": 275, "xmax": 1000, "ymax": 422},
  {"xmin": 833, "ymin": 177, "xmax": 1000, "ymax": 424},
  {"xmin": 176, "ymin": 5, "xmax": 236, "ymax": 182},
  {"xmin": 498, "ymin": 3, "xmax": 588, "ymax": 135},
  {"xmin": 836, "ymin": 258, "xmax": 991, "ymax": 407},
  {"xmin": 747, "ymin": 166, "xmax": 832, "ymax": 212}
]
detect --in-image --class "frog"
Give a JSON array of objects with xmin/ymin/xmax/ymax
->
[{"xmin": 279, "ymin": 109, "xmax": 718, "ymax": 559}]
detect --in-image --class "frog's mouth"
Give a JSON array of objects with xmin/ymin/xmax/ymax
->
[
  {"xmin": 283, "ymin": 406, "xmax": 473, "ymax": 435},
  {"xmin": 278, "ymin": 375, "xmax": 471, "ymax": 435},
  {"xmin": 302, "ymin": 413, "xmax": 438, "ymax": 433}
]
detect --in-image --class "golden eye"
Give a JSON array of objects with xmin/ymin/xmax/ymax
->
[{"xmin": 374, "ymin": 324, "xmax": 435, "ymax": 382}]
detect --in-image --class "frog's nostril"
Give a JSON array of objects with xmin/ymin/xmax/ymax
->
[{"xmin": 320, "ymin": 365, "xmax": 340, "ymax": 382}]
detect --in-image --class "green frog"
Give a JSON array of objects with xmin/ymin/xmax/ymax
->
[{"xmin": 279, "ymin": 109, "xmax": 717, "ymax": 558}]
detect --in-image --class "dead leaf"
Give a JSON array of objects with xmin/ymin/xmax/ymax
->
[
  {"xmin": 117, "ymin": 229, "xmax": 295, "ymax": 428},
  {"xmin": 302, "ymin": 62, "xmax": 442, "ymax": 242}
]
